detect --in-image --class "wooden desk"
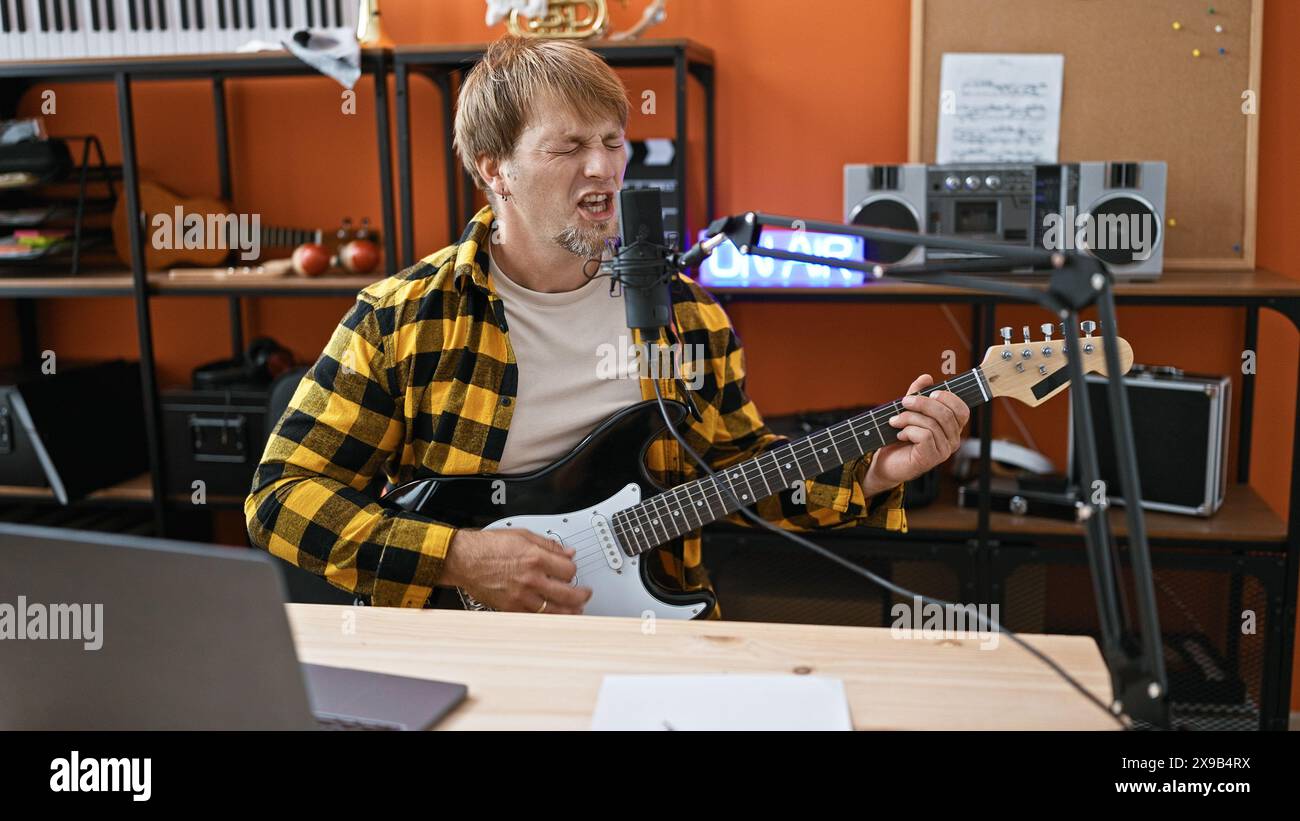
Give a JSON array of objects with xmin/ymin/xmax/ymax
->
[{"xmin": 286, "ymin": 603, "xmax": 1117, "ymax": 730}]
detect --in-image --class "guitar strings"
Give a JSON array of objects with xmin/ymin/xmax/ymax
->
[
  {"xmin": 612, "ymin": 370, "xmax": 987, "ymax": 555},
  {"xmin": 566, "ymin": 370, "xmax": 987, "ymax": 570},
  {"xmin": 557, "ymin": 370, "xmax": 987, "ymax": 574}
]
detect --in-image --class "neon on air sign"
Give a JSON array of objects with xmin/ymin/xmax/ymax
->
[{"xmin": 696, "ymin": 228, "xmax": 866, "ymax": 287}]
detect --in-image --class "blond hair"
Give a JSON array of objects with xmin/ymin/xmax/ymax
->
[{"xmin": 453, "ymin": 36, "xmax": 631, "ymax": 192}]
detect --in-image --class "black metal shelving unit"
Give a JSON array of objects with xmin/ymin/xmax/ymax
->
[
  {"xmin": 392, "ymin": 39, "xmax": 715, "ymax": 263},
  {"xmin": 0, "ymin": 50, "xmax": 399, "ymax": 534}
]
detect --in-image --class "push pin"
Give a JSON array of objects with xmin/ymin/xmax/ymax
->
[
  {"xmin": 1214, "ymin": 24, "xmax": 1223, "ymax": 33},
  {"xmin": 1172, "ymin": 21, "xmax": 1182, "ymax": 30},
  {"xmin": 1167, "ymin": 217, "xmax": 1177, "ymax": 227},
  {"xmin": 1192, "ymin": 48, "xmax": 1202, "ymax": 57}
]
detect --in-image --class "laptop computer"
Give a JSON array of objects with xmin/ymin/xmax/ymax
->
[{"xmin": 0, "ymin": 522, "xmax": 467, "ymax": 730}]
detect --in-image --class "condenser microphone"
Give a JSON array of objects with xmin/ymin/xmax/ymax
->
[{"xmin": 614, "ymin": 187, "xmax": 675, "ymax": 331}]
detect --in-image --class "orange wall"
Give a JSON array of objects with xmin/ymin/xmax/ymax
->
[{"xmin": 10, "ymin": 0, "xmax": 1299, "ymax": 708}]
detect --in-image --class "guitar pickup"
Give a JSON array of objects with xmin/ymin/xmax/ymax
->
[
  {"xmin": 544, "ymin": 530, "xmax": 579, "ymax": 586},
  {"xmin": 590, "ymin": 515, "xmax": 625, "ymax": 572}
]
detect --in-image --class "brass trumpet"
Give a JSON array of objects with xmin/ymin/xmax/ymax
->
[{"xmin": 507, "ymin": 0, "xmax": 610, "ymax": 40}]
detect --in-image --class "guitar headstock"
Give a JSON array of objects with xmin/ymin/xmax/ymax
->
[{"xmin": 980, "ymin": 321, "xmax": 1133, "ymax": 407}]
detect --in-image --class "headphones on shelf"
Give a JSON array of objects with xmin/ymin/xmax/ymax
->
[{"xmin": 192, "ymin": 336, "xmax": 295, "ymax": 391}]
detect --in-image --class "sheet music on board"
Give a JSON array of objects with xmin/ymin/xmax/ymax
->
[{"xmin": 936, "ymin": 53, "xmax": 1064, "ymax": 164}]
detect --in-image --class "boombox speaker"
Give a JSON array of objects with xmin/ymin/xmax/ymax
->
[
  {"xmin": 843, "ymin": 163, "xmax": 926, "ymax": 265},
  {"xmin": 844, "ymin": 161, "xmax": 1167, "ymax": 279},
  {"xmin": 1074, "ymin": 161, "xmax": 1167, "ymax": 278}
]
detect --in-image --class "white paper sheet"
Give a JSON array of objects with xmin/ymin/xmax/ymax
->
[
  {"xmin": 936, "ymin": 53, "xmax": 1064, "ymax": 164},
  {"xmin": 591, "ymin": 674, "xmax": 853, "ymax": 731}
]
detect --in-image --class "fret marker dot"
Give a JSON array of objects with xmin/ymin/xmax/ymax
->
[
  {"xmin": 634, "ymin": 527, "xmax": 640, "ymax": 532},
  {"xmin": 822, "ymin": 448, "xmax": 828, "ymax": 453},
  {"xmin": 697, "ymin": 501, "xmax": 703, "ymax": 506},
  {"xmin": 742, "ymin": 494, "xmax": 748, "ymax": 499},
  {"xmin": 785, "ymin": 463, "xmax": 792, "ymax": 469}
]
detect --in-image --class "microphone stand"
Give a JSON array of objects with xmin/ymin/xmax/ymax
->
[{"xmin": 689, "ymin": 212, "xmax": 1170, "ymax": 729}]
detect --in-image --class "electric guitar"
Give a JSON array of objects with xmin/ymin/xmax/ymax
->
[{"xmin": 383, "ymin": 326, "xmax": 1133, "ymax": 620}]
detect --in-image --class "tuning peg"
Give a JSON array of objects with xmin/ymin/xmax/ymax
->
[
  {"xmin": 999, "ymin": 326, "xmax": 1012, "ymax": 345},
  {"xmin": 1022, "ymin": 325, "xmax": 1031, "ymax": 344},
  {"xmin": 1081, "ymin": 320, "xmax": 1097, "ymax": 337},
  {"xmin": 1040, "ymin": 323, "xmax": 1054, "ymax": 341}
]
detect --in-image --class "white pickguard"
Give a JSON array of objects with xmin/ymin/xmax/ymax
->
[{"xmin": 473, "ymin": 484, "xmax": 709, "ymax": 620}]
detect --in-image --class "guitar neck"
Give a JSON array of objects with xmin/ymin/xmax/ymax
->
[
  {"xmin": 260, "ymin": 226, "xmax": 324, "ymax": 249},
  {"xmin": 611, "ymin": 366, "xmax": 994, "ymax": 554}
]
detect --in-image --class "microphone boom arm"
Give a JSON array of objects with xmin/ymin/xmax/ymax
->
[{"xmin": 685, "ymin": 210, "xmax": 1169, "ymax": 729}]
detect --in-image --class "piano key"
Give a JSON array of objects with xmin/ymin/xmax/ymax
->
[
  {"xmin": 194, "ymin": 0, "xmax": 210, "ymax": 52},
  {"xmin": 84, "ymin": 0, "xmax": 104, "ymax": 55},
  {"xmin": 106, "ymin": 0, "xmax": 123, "ymax": 57},
  {"xmin": 0, "ymin": 0, "xmax": 13, "ymax": 59},
  {"xmin": 26, "ymin": 0, "xmax": 46, "ymax": 57},
  {"xmin": 178, "ymin": 0, "xmax": 202, "ymax": 53},
  {"xmin": 156, "ymin": 0, "xmax": 175, "ymax": 54},
  {"xmin": 250, "ymin": 0, "xmax": 270, "ymax": 47},
  {"xmin": 69, "ymin": 0, "xmax": 90, "ymax": 57}
]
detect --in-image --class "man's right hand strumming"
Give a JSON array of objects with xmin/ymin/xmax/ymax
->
[{"xmin": 441, "ymin": 529, "xmax": 593, "ymax": 614}]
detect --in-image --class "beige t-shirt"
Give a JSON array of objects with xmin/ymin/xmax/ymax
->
[{"xmin": 489, "ymin": 241, "xmax": 646, "ymax": 474}]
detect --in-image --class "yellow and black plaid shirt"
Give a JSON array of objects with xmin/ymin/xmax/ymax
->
[{"xmin": 245, "ymin": 205, "xmax": 907, "ymax": 614}]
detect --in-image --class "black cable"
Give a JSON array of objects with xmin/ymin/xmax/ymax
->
[{"xmin": 648, "ymin": 373, "xmax": 1129, "ymax": 730}]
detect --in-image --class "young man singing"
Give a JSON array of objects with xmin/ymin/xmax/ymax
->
[{"xmin": 245, "ymin": 36, "xmax": 970, "ymax": 617}]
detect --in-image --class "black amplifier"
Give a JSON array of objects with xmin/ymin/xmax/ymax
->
[
  {"xmin": 1068, "ymin": 366, "xmax": 1230, "ymax": 517},
  {"xmin": 161, "ymin": 388, "xmax": 273, "ymax": 500},
  {"xmin": 0, "ymin": 360, "xmax": 148, "ymax": 503}
]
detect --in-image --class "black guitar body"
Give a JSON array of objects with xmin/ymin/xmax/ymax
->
[{"xmin": 383, "ymin": 399, "xmax": 717, "ymax": 618}]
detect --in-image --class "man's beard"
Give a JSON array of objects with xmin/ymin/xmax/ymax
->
[{"xmin": 553, "ymin": 221, "xmax": 612, "ymax": 259}]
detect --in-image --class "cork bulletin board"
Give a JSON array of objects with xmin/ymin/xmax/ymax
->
[{"xmin": 908, "ymin": 0, "xmax": 1263, "ymax": 270}]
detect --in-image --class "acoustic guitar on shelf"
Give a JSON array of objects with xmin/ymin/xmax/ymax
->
[{"xmin": 111, "ymin": 179, "xmax": 379, "ymax": 270}]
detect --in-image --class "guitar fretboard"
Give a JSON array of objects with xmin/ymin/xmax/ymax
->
[{"xmin": 610, "ymin": 366, "xmax": 992, "ymax": 553}]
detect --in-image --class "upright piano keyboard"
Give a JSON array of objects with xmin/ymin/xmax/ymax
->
[{"xmin": 0, "ymin": 0, "xmax": 360, "ymax": 61}]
